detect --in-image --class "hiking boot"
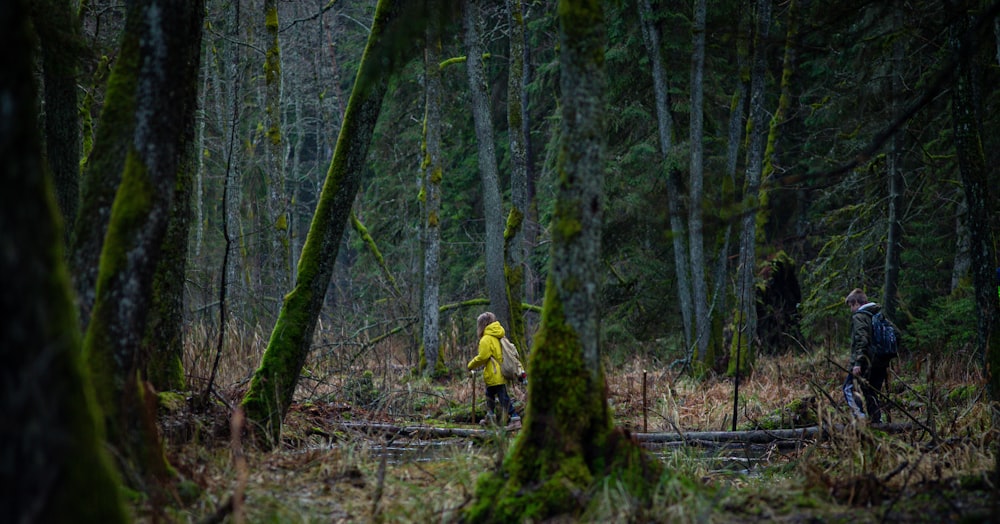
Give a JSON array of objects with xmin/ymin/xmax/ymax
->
[
  {"xmin": 479, "ymin": 413, "xmax": 495, "ymax": 426},
  {"xmin": 506, "ymin": 416, "xmax": 521, "ymax": 430}
]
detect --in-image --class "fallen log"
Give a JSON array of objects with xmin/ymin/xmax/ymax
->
[{"xmin": 331, "ymin": 421, "xmax": 914, "ymax": 446}]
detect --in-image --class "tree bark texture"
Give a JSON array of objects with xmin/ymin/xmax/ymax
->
[
  {"xmin": 638, "ymin": 0, "xmax": 694, "ymax": 350},
  {"xmin": 504, "ymin": 0, "xmax": 530, "ymax": 354},
  {"xmin": 33, "ymin": 0, "xmax": 83, "ymax": 236},
  {"xmin": 82, "ymin": 0, "xmax": 204, "ymax": 491},
  {"xmin": 70, "ymin": 3, "xmax": 141, "ymax": 331},
  {"xmin": 264, "ymin": 0, "xmax": 291, "ymax": 304},
  {"xmin": 241, "ymin": 0, "xmax": 430, "ymax": 448},
  {"xmin": 1, "ymin": 2, "xmax": 127, "ymax": 520},
  {"xmin": 421, "ymin": 2, "xmax": 445, "ymax": 376},
  {"xmin": 464, "ymin": 0, "xmax": 512, "ymax": 332},
  {"xmin": 466, "ymin": 2, "xmax": 661, "ymax": 521}
]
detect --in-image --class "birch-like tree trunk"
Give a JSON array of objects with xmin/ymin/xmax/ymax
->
[
  {"xmin": 732, "ymin": 0, "xmax": 771, "ymax": 376},
  {"xmin": 467, "ymin": 1, "xmax": 660, "ymax": 520},
  {"xmin": 82, "ymin": 0, "xmax": 204, "ymax": 494},
  {"xmin": 421, "ymin": 1, "xmax": 444, "ymax": 376},
  {"xmin": 264, "ymin": 0, "xmax": 290, "ymax": 303},
  {"xmin": 2, "ymin": 2, "xmax": 126, "ymax": 520},
  {"xmin": 504, "ymin": 0, "xmax": 529, "ymax": 352},
  {"xmin": 464, "ymin": 0, "xmax": 512, "ymax": 331},
  {"xmin": 242, "ymin": 0, "xmax": 429, "ymax": 448},
  {"xmin": 689, "ymin": 0, "xmax": 709, "ymax": 361},
  {"xmin": 638, "ymin": 0, "xmax": 693, "ymax": 350}
]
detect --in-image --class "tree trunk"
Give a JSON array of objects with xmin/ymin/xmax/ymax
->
[
  {"xmin": 33, "ymin": 0, "xmax": 82, "ymax": 236},
  {"xmin": 241, "ymin": 0, "xmax": 429, "ymax": 448},
  {"xmin": 951, "ymin": 191, "xmax": 971, "ymax": 293},
  {"xmin": 464, "ymin": 0, "xmax": 512, "ymax": 332},
  {"xmin": 467, "ymin": 2, "xmax": 661, "ymax": 520},
  {"xmin": 689, "ymin": 0, "xmax": 709, "ymax": 362},
  {"xmin": 949, "ymin": 6, "xmax": 999, "ymax": 387},
  {"xmin": 421, "ymin": 2, "xmax": 444, "ymax": 376},
  {"xmin": 145, "ymin": 125, "xmax": 195, "ymax": 392},
  {"xmin": 883, "ymin": 2, "xmax": 904, "ymax": 320},
  {"xmin": 732, "ymin": 0, "xmax": 772, "ymax": 376},
  {"xmin": 264, "ymin": 0, "xmax": 290, "ymax": 306},
  {"xmin": 70, "ymin": 3, "xmax": 141, "ymax": 331},
  {"xmin": 638, "ymin": 0, "xmax": 694, "ymax": 350},
  {"xmin": 504, "ymin": 0, "xmax": 529, "ymax": 353},
  {"xmin": 1, "ymin": 2, "xmax": 126, "ymax": 520},
  {"xmin": 82, "ymin": 0, "xmax": 204, "ymax": 494}
]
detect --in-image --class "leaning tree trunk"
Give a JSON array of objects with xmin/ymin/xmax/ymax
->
[
  {"xmin": 241, "ymin": 0, "xmax": 430, "ymax": 448},
  {"xmin": 33, "ymin": 0, "xmax": 82, "ymax": 236},
  {"xmin": 466, "ymin": 1, "xmax": 661, "ymax": 521},
  {"xmin": 731, "ymin": 0, "xmax": 771, "ymax": 377},
  {"xmin": 638, "ymin": 0, "xmax": 694, "ymax": 350},
  {"xmin": 421, "ymin": 1, "xmax": 445, "ymax": 376},
  {"xmin": 1, "ymin": 1, "xmax": 126, "ymax": 520},
  {"xmin": 82, "ymin": 0, "xmax": 204, "ymax": 495},
  {"xmin": 70, "ymin": 3, "xmax": 142, "ymax": 331},
  {"xmin": 504, "ymin": 0, "xmax": 530, "ymax": 353},
  {"xmin": 464, "ymin": 0, "xmax": 512, "ymax": 331}
]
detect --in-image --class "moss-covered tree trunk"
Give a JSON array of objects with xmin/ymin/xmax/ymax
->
[
  {"xmin": 70, "ymin": 2, "xmax": 141, "ymax": 330},
  {"xmin": 1, "ymin": 1, "xmax": 126, "ymax": 520},
  {"xmin": 467, "ymin": 2, "xmax": 661, "ymax": 521},
  {"xmin": 264, "ymin": 0, "xmax": 290, "ymax": 304},
  {"xmin": 32, "ymin": 0, "xmax": 83, "ymax": 235},
  {"xmin": 241, "ymin": 0, "xmax": 431, "ymax": 448},
  {"xmin": 420, "ymin": 0, "xmax": 445, "ymax": 376},
  {"xmin": 731, "ymin": 0, "xmax": 772, "ymax": 377},
  {"xmin": 82, "ymin": 0, "xmax": 204, "ymax": 493},
  {"xmin": 464, "ymin": 0, "xmax": 512, "ymax": 332},
  {"xmin": 504, "ymin": 0, "xmax": 529, "ymax": 353}
]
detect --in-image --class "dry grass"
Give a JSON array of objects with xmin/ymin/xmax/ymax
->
[{"xmin": 152, "ymin": 327, "xmax": 996, "ymax": 523}]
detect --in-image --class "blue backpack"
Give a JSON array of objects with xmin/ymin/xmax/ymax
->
[{"xmin": 859, "ymin": 309, "xmax": 898, "ymax": 360}]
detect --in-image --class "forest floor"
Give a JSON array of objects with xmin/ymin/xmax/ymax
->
[{"xmin": 150, "ymin": 348, "xmax": 996, "ymax": 523}]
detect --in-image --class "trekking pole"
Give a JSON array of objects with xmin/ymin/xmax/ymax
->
[
  {"xmin": 471, "ymin": 370, "xmax": 476, "ymax": 424},
  {"xmin": 642, "ymin": 369, "xmax": 648, "ymax": 433}
]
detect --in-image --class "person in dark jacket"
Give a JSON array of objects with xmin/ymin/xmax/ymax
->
[{"xmin": 842, "ymin": 288, "xmax": 889, "ymax": 423}]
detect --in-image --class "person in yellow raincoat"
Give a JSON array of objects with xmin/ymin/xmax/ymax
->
[{"xmin": 469, "ymin": 312, "xmax": 520, "ymax": 428}]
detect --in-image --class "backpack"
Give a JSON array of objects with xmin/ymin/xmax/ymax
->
[
  {"xmin": 860, "ymin": 309, "xmax": 899, "ymax": 360},
  {"xmin": 492, "ymin": 337, "xmax": 526, "ymax": 381}
]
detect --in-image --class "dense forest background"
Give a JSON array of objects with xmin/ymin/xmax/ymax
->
[{"xmin": 117, "ymin": 0, "xmax": 999, "ymax": 372}]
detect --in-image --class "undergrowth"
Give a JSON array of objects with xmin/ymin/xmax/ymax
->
[{"xmin": 138, "ymin": 327, "xmax": 997, "ymax": 522}]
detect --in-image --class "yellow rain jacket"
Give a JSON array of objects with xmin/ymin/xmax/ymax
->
[{"xmin": 468, "ymin": 321, "xmax": 506, "ymax": 386}]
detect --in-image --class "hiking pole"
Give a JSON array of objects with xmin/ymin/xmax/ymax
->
[
  {"xmin": 642, "ymin": 369, "xmax": 648, "ymax": 433},
  {"xmin": 471, "ymin": 370, "xmax": 476, "ymax": 424}
]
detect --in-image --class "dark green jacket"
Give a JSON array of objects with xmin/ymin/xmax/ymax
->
[{"xmin": 849, "ymin": 302, "xmax": 879, "ymax": 369}]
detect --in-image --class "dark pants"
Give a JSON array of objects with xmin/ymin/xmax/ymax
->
[
  {"xmin": 843, "ymin": 363, "xmax": 888, "ymax": 423},
  {"xmin": 485, "ymin": 384, "xmax": 517, "ymax": 421}
]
